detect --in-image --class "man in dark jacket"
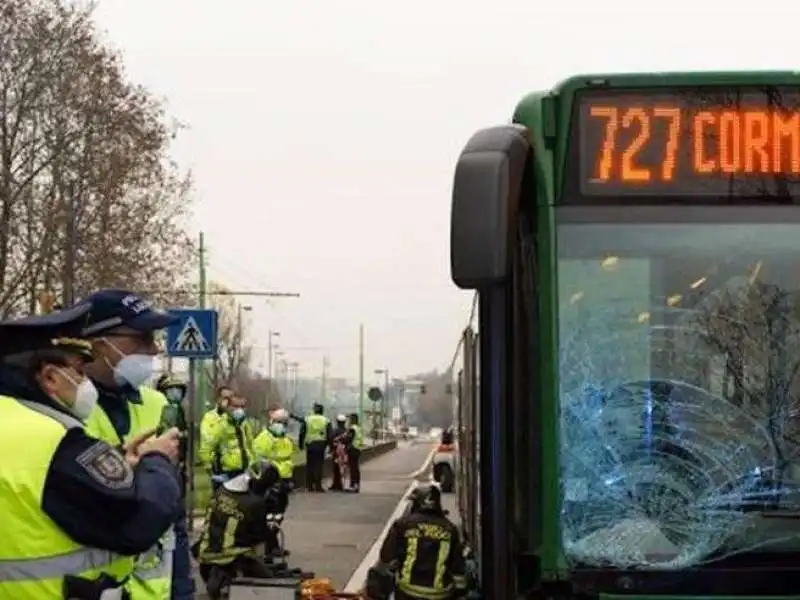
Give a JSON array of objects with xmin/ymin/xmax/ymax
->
[{"xmin": 368, "ymin": 485, "xmax": 467, "ymax": 600}]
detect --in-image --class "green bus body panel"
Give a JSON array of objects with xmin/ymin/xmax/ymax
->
[
  {"xmin": 510, "ymin": 93, "xmax": 565, "ymax": 576},
  {"xmin": 506, "ymin": 71, "xmax": 800, "ymax": 582}
]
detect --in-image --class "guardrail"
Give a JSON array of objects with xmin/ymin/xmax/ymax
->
[{"xmin": 291, "ymin": 440, "xmax": 398, "ymax": 487}]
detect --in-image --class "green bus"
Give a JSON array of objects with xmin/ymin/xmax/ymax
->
[{"xmin": 449, "ymin": 72, "xmax": 800, "ymax": 600}]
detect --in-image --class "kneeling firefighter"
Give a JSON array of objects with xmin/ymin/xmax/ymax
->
[
  {"xmin": 368, "ymin": 484, "xmax": 467, "ymax": 600},
  {"xmin": 195, "ymin": 460, "xmax": 284, "ymax": 599}
]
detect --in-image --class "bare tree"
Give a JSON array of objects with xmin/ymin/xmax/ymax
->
[
  {"xmin": 0, "ymin": 0, "xmax": 194, "ymax": 316},
  {"xmin": 204, "ymin": 281, "xmax": 254, "ymax": 386}
]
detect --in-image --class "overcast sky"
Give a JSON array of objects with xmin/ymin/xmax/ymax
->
[{"xmin": 93, "ymin": 0, "xmax": 798, "ymax": 380}]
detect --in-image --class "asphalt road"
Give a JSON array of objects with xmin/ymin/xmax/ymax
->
[{"xmin": 191, "ymin": 441, "xmax": 436, "ymax": 597}]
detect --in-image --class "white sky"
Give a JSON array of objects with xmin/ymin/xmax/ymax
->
[{"xmin": 93, "ymin": 0, "xmax": 799, "ymax": 380}]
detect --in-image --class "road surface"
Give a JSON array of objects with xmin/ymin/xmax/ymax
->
[{"xmin": 191, "ymin": 441, "xmax": 438, "ymax": 597}]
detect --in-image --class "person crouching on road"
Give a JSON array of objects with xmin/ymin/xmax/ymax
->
[
  {"xmin": 196, "ymin": 460, "xmax": 285, "ymax": 599},
  {"xmin": 299, "ymin": 403, "xmax": 332, "ymax": 492},
  {"xmin": 253, "ymin": 408, "xmax": 296, "ymax": 513},
  {"xmin": 199, "ymin": 393, "xmax": 256, "ymax": 489},
  {"xmin": 329, "ymin": 414, "xmax": 348, "ymax": 491},
  {"xmin": 367, "ymin": 485, "xmax": 467, "ymax": 600}
]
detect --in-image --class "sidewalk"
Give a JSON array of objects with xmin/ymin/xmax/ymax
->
[{"xmin": 191, "ymin": 441, "xmax": 435, "ymax": 597}]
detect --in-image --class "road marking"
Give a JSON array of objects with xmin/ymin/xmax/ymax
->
[
  {"xmin": 343, "ymin": 444, "xmax": 437, "ymax": 593},
  {"xmin": 407, "ymin": 444, "xmax": 438, "ymax": 479}
]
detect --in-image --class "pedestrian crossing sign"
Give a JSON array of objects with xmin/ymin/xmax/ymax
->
[{"xmin": 165, "ymin": 309, "xmax": 218, "ymax": 358}]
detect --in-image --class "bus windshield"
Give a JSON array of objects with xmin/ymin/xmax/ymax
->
[{"xmin": 557, "ymin": 206, "xmax": 800, "ymax": 569}]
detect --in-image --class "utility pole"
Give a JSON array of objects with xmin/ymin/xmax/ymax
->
[
  {"xmin": 358, "ymin": 324, "xmax": 364, "ymax": 426},
  {"xmin": 196, "ymin": 232, "xmax": 208, "ymax": 411},
  {"xmin": 321, "ymin": 354, "xmax": 329, "ymax": 404},
  {"xmin": 267, "ymin": 330, "xmax": 280, "ymax": 380}
]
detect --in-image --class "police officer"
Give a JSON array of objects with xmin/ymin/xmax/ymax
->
[
  {"xmin": 0, "ymin": 305, "xmax": 182, "ymax": 600},
  {"xmin": 370, "ymin": 485, "xmax": 467, "ymax": 600},
  {"xmin": 299, "ymin": 403, "xmax": 332, "ymax": 492},
  {"xmin": 201, "ymin": 385, "xmax": 234, "ymax": 454},
  {"xmin": 199, "ymin": 393, "xmax": 256, "ymax": 487},
  {"xmin": 253, "ymin": 408, "xmax": 296, "ymax": 513},
  {"xmin": 344, "ymin": 412, "xmax": 364, "ymax": 492},
  {"xmin": 78, "ymin": 289, "xmax": 192, "ymax": 600}
]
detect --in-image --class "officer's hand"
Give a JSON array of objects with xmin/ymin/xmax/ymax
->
[
  {"xmin": 123, "ymin": 428, "xmax": 158, "ymax": 466},
  {"xmin": 139, "ymin": 427, "xmax": 181, "ymax": 463}
]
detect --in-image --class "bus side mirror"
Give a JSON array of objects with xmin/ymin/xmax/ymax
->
[{"xmin": 450, "ymin": 124, "xmax": 531, "ymax": 289}]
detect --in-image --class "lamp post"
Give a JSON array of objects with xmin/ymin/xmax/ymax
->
[
  {"xmin": 234, "ymin": 305, "xmax": 253, "ymax": 379},
  {"xmin": 268, "ymin": 330, "xmax": 281, "ymax": 380},
  {"xmin": 374, "ymin": 368, "xmax": 389, "ymax": 439}
]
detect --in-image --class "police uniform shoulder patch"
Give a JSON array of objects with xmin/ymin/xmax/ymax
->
[{"xmin": 76, "ymin": 442, "xmax": 134, "ymax": 490}]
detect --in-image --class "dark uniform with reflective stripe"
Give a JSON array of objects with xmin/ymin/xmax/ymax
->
[
  {"xmin": 377, "ymin": 486, "xmax": 467, "ymax": 600},
  {"xmin": 0, "ymin": 306, "xmax": 182, "ymax": 599}
]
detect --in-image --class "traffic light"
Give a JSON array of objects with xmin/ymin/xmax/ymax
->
[{"xmin": 420, "ymin": 384, "xmax": 426, "ymax": 395}]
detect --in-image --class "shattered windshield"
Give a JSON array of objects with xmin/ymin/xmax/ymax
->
[{"xmin": 558, "ymin": 207, "xmax": 800, "ymax": 569}]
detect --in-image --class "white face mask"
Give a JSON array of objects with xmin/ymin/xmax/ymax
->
[
  {"xmin": 104, "ymin": 338, "xmax": 155, "ymax": 388},
  {"xmin": 269, "ymin": 422, "xmax": 286, "ymax": 436},
  {"xmin": 59, "ymin": 370, "xmax": 99, "ymax": 420}
]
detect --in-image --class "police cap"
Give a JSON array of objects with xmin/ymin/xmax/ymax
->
[
  {"xmin": 80, "ymin": 289, "xmax": 177, "ymax": 337},
  {"xmin": 0, "ymin": 303, "xmax": 94, "ymax": 358}
]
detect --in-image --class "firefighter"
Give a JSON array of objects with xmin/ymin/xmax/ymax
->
[
  {"xmin": 368, "ymin": 484, "xmax": 467, "ymax": 600},
  {"xmin": 299, "ymin": 403, "xmax": 332, "ymax": 492},
  {"xmin": 155, "ymin": 373, "xmax": 189, "ymax": 479},
  {"xmin": 195, "ymin": 460, "xmax": 284, "ymax": 599}
]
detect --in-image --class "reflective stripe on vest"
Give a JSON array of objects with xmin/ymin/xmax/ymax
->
[
  {"xmin": 0, "ymin": 396, "xmax": 133, "ymax": 599},
  {"xmin": 305, "ymin": 414, "xmax": 328, "ymax": 443},
  {"xmin": 0, "ymin": 546, "xmax": 124, "ymax": 581}
]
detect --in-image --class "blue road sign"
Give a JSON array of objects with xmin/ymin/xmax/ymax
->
[{"xmin": 165, "ymin": 309, "xmax": 219, "ymax": 359}]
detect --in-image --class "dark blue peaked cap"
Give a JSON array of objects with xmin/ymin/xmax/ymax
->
[
  {"xmin": 0, "ymin": 303, "xmax": 93, "ymax": 356},
  {"xmin": 80, "ymin": 289, "xmax": 177, "ymax": 337}
]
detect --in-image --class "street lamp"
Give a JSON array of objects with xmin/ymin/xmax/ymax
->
[
  {"xmin": 237, "ymin": 305, "xmax": 253, "ymax": 338},
  {"xmin": 234, "ymin": 305, "xmax": 253, "ymax": 378},
  {"xmin": 268, "ymin": 330, "xmax": 281, "ymax": 380},
  {"xmin": 374, "ymin": 368, "xmax": 390, "ymax": 438}
]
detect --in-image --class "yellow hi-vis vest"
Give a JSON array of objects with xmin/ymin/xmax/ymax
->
[
  {"xmin": 0, "ymin": 395, "xmax": 133, "ymax": 600},
  {"xmin": 253, "ymin": 430, "xmax": 295, "ymax": 479},
  {"xmin": 305, "ymin": 414, "xmax": 329, "ymax": 443},
  {"xmin": 351, "ymin": 424, "xmax": 364, "ymax": 449},
  {"xmin": 85, "ymin": 386, "xmax": 173, "ymax": 600}
]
